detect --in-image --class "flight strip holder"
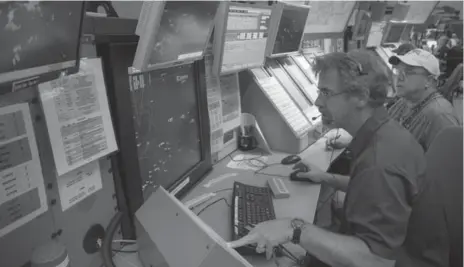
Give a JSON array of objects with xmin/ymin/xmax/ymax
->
[{"xmin": 240, "ymin": 68, "xmax": 311, "ymax": 155}]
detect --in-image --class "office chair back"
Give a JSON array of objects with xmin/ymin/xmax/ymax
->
[
  {"xmin": 426, "ymin": 126, "xmax": 463, "ymax": 267},
  {"xmin": 400, "ymin": 126, "xmax": 463, "ymax": 267}
]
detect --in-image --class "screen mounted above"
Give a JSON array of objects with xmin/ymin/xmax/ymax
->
[
  {"xmin": 303, "ymin": 1, "xmax": 356, "ymax": 35},
  {"xmin": 384, "ymin": 23, "xmax": 406, "ymax": 43},
  {"xmin": 146, "ymin": 1, "xmax": 219, "ymax": 69},
  {"xmin": 271, "ymin": 4, "xmax": 309, "ymax": 56},
  {"xmin": 401, "ymin": 1, "xmax": 437, "ymax": 24},
  {"xmin": 0, "ymin": 2, "xmax": 85, "ymax": 93},
  {"xmin": 214, "ymin": 3, "xmax": 272, "ymax": 74}
]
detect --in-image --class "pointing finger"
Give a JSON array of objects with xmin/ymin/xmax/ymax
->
[{"xmin": 227, "ymin": 233, "xmax": 259, "ymax": 248}]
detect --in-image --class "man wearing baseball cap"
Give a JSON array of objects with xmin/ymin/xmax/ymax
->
[{"xmin": 388, "ymin": 48, "xmax": 460, "ymax": 151}]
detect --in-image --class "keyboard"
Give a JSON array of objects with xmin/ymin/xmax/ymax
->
[{"xmin": 232, "ymin": 182, "xmax": 276, "ymax": 254}]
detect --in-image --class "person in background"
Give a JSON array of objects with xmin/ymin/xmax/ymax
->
[
  {"xmin": 435, "ymin": 31, "xmax": 452, "ymax": 59},
  {"xmin": 449, "ymin": 33, "xmax": 460, "ymax": 47},
  {"xmin": 326, "ymin": 48, "xmax": 460, "ymax": 152},
  {"xmin": 230, "ymin": 50, "xmax": 428, "ymax": 267},
  {"xmin": 387, "ymin": 49, "xmax": 461, "ymax": 151},
  {"xmin": 445, "ymin": 44, "xmax": 463, "ymax": 78}
]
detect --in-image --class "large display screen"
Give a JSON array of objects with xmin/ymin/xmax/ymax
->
[
  {"xmin": 145, "ymin": 1, "xmax": 219, "ymax": 68},
  {"xmin": 0, "ymin": 2, "xmax": 84, "ymax": 87},
  {"xmin": 385, "ymin": 24, "xmax": 406, "ymax": 43},
  {"xmin": 219, "ymin": 5, "xmax": 272, "ymax": 74},
  {"xmin": 272, "ymin": 4, "xmax": 309, "ymax": 55},
  {"xmin": 303, "ymin": 1, "xmax": 356, "ymax": 34},
  {"xmin": 129, "ymin": 64, "xmax": 202, "ymax": 192}
]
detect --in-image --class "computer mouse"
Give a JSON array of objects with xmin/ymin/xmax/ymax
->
[{"xmin": 281, "ymin": 155, "xmax": 301, "ymax": 165}]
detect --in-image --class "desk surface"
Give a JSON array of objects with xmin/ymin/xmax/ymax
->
[{"xmin": 114, "ymin": 129, "xmax": 344, "ymax": 267}]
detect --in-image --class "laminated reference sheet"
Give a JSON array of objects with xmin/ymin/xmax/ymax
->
[
  {"xmin": 39, "ymin": 58, "xmax": 118, "ymax": 175},
  {"xmin": 57, "ymin": 161, "xmax": 102, "ymax": 211},
  {"xmin": 0, "ymin": 103, "xmax": 48, "ymax": 238}
]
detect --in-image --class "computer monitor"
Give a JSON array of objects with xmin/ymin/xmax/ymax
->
[
  {"xmin": 99, "ymin": 40, "xmax": 212, "ymax": 232},
  {"xmin": 133, "ymin": 1, "xmax": 219, "ymax": 71},
  {"xmin": 302, "ymin": 1, "xmax": 356, "ymax": 40},
  {"xmin": 128, "ymin": 62, "xmax": 212, "ymax": 197},
  {"xmin": 352, "ymin": 10, "xmax": 372, "ymax": 41},
  {"xmin": 383, "ymin": 23, "xmax": 407, "ymax": 43},
  {"xmin": 213, "ymin": 3, "xmax": 273, "ymax": 75},
  {"xmin": 268, "ymin": 2, "xmax": 310, "ymax": 57},
  {"xmin": 400, "ymin": 24, "xmax": 413, "ymax": 42},
  {"xmin": 0, "ymin": 2, "xmax": 85, "ymax": 94},
  {"xmin": 136, "ymin": 186, "xmax": 253, "ymax": 267},
  {"xmin": 402, "ymin": 1, "xmax": 438, "ymax": 24}
]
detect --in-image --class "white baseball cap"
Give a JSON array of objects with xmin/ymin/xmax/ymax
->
[{"xmin": 388, "ymin": 49, "xmax": 440, "ymax": 77}]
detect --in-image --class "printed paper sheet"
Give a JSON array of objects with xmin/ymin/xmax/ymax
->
[
  {"xmin": 205, "ymin": 50, "xmax": 224, "ymax": 155},
  {"xmin": 205, "ymin": 46, "xmax": 241, "ymax": 157},
  {"xmin": 226, "ymin": 154, "xmax": 269, "ymax": 171},
  {"xmin": 57, "ymin": 161, "xmax": 102, "ymax": 211},
  {"xmin": 39, "ymin": 58, "xmax": 118, "ymax": 175},
  {"xmin": 0, "ymin": 103, "xmax": 48, "ymax": 238}
]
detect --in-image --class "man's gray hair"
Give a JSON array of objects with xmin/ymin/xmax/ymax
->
[{"xmin": 312, "ymin": 50, "xmax": 391, "ymax": 107}]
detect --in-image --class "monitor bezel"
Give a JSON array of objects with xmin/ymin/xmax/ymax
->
[
  {"xmin": 97, "ymin": 37, "xmax": 212, "ymax": 238},
  {"xmin": 352, "ymin": 10, "xmax": 373, "ymax": 42},
  {"xmin": 301, "ymin": 1, "xmax": 356, "ymax": 42},
  {"xmin": 137, "ymin": 1, "xmax": 219, "ymax": 72},
  {"xmin": 267, "ymin": 2, "xmax": 310, "ymax": 58},
  {"xmin": 382, "ymin": 22, "xmax": 408, "ymax": 44},
  {"xmin": 0, "ymin": 1, "xmax": 86, "ymax": 96},
  {"xmin": 128, "ymin": 60, "xmax": 213, "ymax": 199},
  {"xmin": 213, "ymin": 2, "xmax": 274, "ymax": 76}
]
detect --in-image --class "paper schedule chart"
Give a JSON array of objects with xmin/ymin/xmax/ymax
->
[{"xmin": 0, "ymin": 103, "xmax": 48, "ymax": 238}]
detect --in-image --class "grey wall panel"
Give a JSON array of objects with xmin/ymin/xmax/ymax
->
[{"xmin": 51, "ymin": 157, "xmax": 119, "ymax": 267}]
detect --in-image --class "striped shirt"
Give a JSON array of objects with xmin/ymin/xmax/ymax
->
[{"xmin": 388, "ymin": 92, "xmax": 461, "ymax": 151}]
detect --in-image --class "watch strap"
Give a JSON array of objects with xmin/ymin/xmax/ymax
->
[{"xmin": 292, "ymin": 227, "xmax": 302, "ymax": 244}]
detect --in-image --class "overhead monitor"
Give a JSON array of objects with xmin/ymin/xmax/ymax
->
[
  {"xmin": 383, "ymin": 23, "xmax": 407, "ymax": 44},
  {"xmin": 401, "ymin": 1, "xmax": 438, "ymax": 24},
  {"xmin": 128, "ymin": 62, "xmax": 212, "ymax": 199},
  {"xmin": 133, "ymin": 1, "xmax": 219, "ymax": 71},
  {"xmin": 352, "ymin": 10, "xmax": 372, "ymax": 41},
  {"xmin": 0, "ymin": 2, "xmax": 85, "ymax": 94},
  {"xmin": 213, "ymin": 3, "xmax": 273, "ymax": 75},
  {"xmin": 268, "ymin": 2, "xmax": 310, "ymax": 57},
  {"xmin": 302, "ymin": 1, "xmax": 356, "ymax": 39},
  {"xmin": 400, "ymin": 24, "xmax": 414, "ymax": 42},
  {"xmin": 136, "ymin": 186, "xmax": 253, "ymax": 267}
]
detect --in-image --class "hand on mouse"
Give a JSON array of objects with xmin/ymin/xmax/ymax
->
[{"xmin": 292, "ymin": 162, "xmax": 329, "ymax": 184}]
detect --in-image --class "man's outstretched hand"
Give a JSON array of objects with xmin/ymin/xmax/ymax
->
[{"xmin": 227, "ymin": 219, "xmax": 295, "ymax": 260}]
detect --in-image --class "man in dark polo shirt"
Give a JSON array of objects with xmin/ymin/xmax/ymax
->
[{"xmin": 229, "ymin": 50, "xmax": 429, "ymax": 267}]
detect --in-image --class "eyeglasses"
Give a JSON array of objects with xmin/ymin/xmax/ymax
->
[{"xmin": 317, "ymin": 89, "xmax": 349, "ymax": 99}]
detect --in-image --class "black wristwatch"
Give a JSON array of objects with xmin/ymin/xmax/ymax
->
[{"xmin": 291, "ymin": 218, "xmax": 306, "ymax": 244}]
